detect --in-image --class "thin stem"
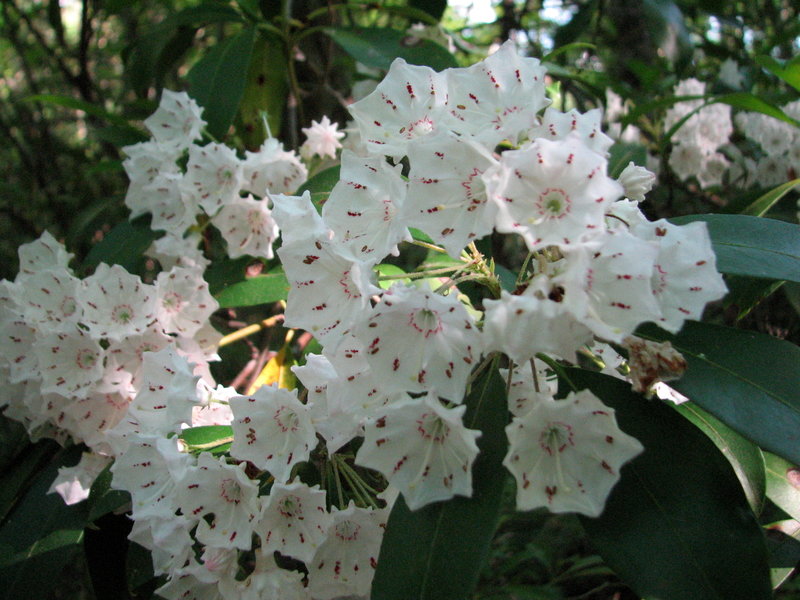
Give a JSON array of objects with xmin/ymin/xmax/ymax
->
[
  {"xmin": 529, "ymin": 358, "xmax": 540, "ymax": 393},
  {"xmin": 219, "ymin": 314, "xmax": 285, "ymax": 347},
  {"xmin": 536, "ymin": 353, "xmax": 578, "ymax": 392},
  {"xmin": 377, "ymin": 264, "xmax": 468, "ymax": 281},
  {"xmin": 331, "ymin": 456, "xmax": 346, "ymax": 509},
  {"xmin": 467, "ymin": 351, "xmax": 500, "ymax": 387},
  {"xmin": 410, "ymin": 239, "xmax": 448, "ymax": 254}
]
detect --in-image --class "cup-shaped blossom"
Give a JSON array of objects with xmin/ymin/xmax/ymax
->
[
  {"xmin": 242, "ymin": 138, "xmax": 307, "ymax": 197},
  {"xmin": 307, "ymin": 501, "xmax": 385, "ymax": 599},
  {"xmin": 322, "ymin": 151, "xmax": 410, "ymax": 262},
  {"xmin": 488, "ymin": 136, "xmax": 622, "ymax": 252},
  {"xmin": 278, "ymin": 233, "xmax": 378, "ymax": 348},
  {"xmin": 503, "ymin": 389, "xmax": 643, "ymax": 517},
  {"xmin": 155, "ymin": 266, "xmax": 219, "ymax": 338},
  {"xmin": 211, "ymin": 194, "xmax": 279, "ymax": 260},
  {"xmin": 127, "ymin": 347, "xmax": 200, "ymax": 436},
  {"xmin": 176, "ymin": 452, "xmax": 260, "ymax": 550},
  {"xmin": 257, "ymin": 478, "xmax": 332, "ymax": 563},
  {"xmin": 630, "ymin": 219, "xmax": 728, "ymax": 332},
  {"xmin": 230, "ymin": 385, "xmax": 316, "ymax": 483},
  {"xmin": 143, "ymin": 89, "xmax": 205, "ymax": 151},
  {"xmin": 181, "ymin": 142, "xmax": 243, "ymax": 215},
  {"xmin": 349, "ymin": 58, "xmax": 448, "ymax": 158},
  {"xmin": 445, "ymin": 40, "xmax": 549, "ymax": 147},
  {"xmin": 80, "ymin": 264, "xmax": 156, "ymax": 342},
  {"xmin": 559, "ymin": 229, "xmax": 662, "ymax": 342},
  {"xmin": 405, "ymin": 132, "xmax": 500, "ymax": 258},
  {"xmin": 351, "ymin": 284, "xmax": 482, "ymax": 401},
  {"xmin": 35, "ymin": 328, "xmax": 105, "ymax": 398},
  {"xmin": 356, "ymin": 393, "xmax": 481, "ymax": 510},
  {"xmin": 527, "ymin": 107, "xmax": 613, "ymax": 156},
  {"xmin": 16, "ymin": 267, "xmax": 82, "ymax": 332},
  {"xmin": 483, "ymin": 287, "xmax": 593, "ymax": 363},
  {"xmin": 16, "ymin": 230, "xmax": 74, "ymax": 277},
  {"xmin": 111, "ymin": 434, "xmax": 192, "ymax": 518}
]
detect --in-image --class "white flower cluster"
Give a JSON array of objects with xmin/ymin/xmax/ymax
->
[
  {"xmin": 0, "ymin": 44, "xmax": 730, "ymax": 600},
  {"xmin": 125, "ymin": 89, "xmax": 307, "ymax": 265},
  {"xmin": 664, "ymin": 78, "xmax": 799, "ymax": 190},
  {"xmin": 665, "ymin": 78, "xmax": 733, "ymax": 188}
]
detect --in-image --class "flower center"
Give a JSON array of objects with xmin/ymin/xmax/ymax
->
[
  {"xmin": 112, "ymin": 304, "xmax": 134, "ymax": 324},
  {"xmin": 539, "ymin": 421, "xmax": 574, "ymax": 455},
  {"xmin": 416, "ymin": 411, "xmax": 450, "ymax": 443},
  {"xmin": 220, "ymin": 478, "xmax": 242, "ymax": 504},
  {"xmin": 274, "ymin": 405, "xmax": 300, "ymax": 432},
  {"xmin": 409, "ymin": 308, "xmax": 442, "ymax": 338},
  {"xmin": 536, "ymin": 188, "xmax": 570, "ymax": 218},
  {"xmin": 334, "ymin": 519, "xmax": 360, "ymax": 541}
]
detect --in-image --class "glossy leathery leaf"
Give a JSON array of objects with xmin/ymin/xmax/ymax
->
[
  {"xmin": 568, "ymin": 369, "xmax": 772, "ymax": 600},
  {"xmin": 637, "ymin": 321, "xmax": 800, "ymax": 467},
  {"xmin": 214, "ymin": 271, "xmax": 289, "ymax": 308},
  {"xmin": 669, "ymin": 214, "xmax": 800, "ymax": 283},
  {"xmin": 186, "ymin": 26, "xmax": 257, "ymax": 139},
  {"xmin": 326, "ymin": 27, "xmax": 458, "ymax": 72}
]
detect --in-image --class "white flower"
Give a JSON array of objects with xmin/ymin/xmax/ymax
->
[
  {"xmin": 35, "ymin": 328, "xmax": 105, "ymax": 398},
  {"xmin": 257, "ymin": 479, "xmax": 332, "ymax": 563},
  {"xmin": 322, "ymin": 150, "xmax": 411, "ymax": 261},
  {"xmin": 278, "ymin": 232, "xmax": 377, "ymax": 348},
  {"xmin": 155, "ymin": 266, "xmax": 218, "ymax": 338},
  {"xmin": 503, "ymin": 389, "xmax": 643, "ymax": 517},
  {"xmin": 127, "ymin": 347, "xmax": 200, "ymax": 435},
  {"xmin": 80, "ymin": 264, "xmax": 156, "ymax": 342},
  {"xmin": 349, "ymin": 58, "xmax": 448, "ymax": 158},
  {"xmin": 630, "ymin": 219, "xmax": 728, "ymax": 332},
  {"xmin": 404, "ymin": 132, "xmax": 499, "ymax": 258},
  {"xmin": 445, "ymin": 40, "xmax": 550, "ymax": 146},
  {"xmin": 48, "ymin": 452, "xmax": 111, "ymax": 505},
  {"xmin": 488, "ymin": 136, "xmax": 622, "ymax": 251},
  {"xmin": 211, "ymin": 194, "xmax": 280, "ymax": 260},
  {"xmin": 351, "ymin": 284, "xmax": 482, "ymax": 401},
  {"xmin": 617, "ymin": 161, "xmax": 656, "ymax": 202},
  {"xmin": 144, "ymin": 89, "xmax": 205, "ymax": 151},
  {"xmin": 229, "ymin": 385, "xmax": 316, "ymax": 483},
  {"xmin": 356, "ymin": 393, "xmax": 481, "ymax": 509},
  {"xmin": 181, "ymin": 142, "xmax": 243, "ymax": 215},
  {"xmin": 242, "ymin": 138, "xmax": 307, "ymax": 196},
  {"xmin": 176, "ymin": 452, "xmax": 260, "ymax": 550},
  {"xmin": 17, "ymin": 231, "xmax": 74, "ymax": 278},
  {"xmin": 528, "ymin": 107, "xmax": 613, "ymax": 156},
  {"xmin": 300, "ymin": 116, "xmax": 345, "ymax": 159},
  {"xmin": 307, "ymin": 501, "xmax": 385, "ymax": 599}
]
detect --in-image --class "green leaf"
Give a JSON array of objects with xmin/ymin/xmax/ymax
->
[
  {"xmin": 204, "ymin": 256, "xmax": 252, "ymax": 296},
  {"xmin": 675, "ymin": 403, "xmax": 766, "ymax": 515},
  {"xmin": 755, "ymin": 55, "xmax": 800, "ymax": 93},
  {"xmin": 87, "ymin": 465, "xmax": 130, "ymax": 523},
  {"xmin": 669, "ymin": 214, "xmax": 800, "ymax": 283},
  {"xmin": 82, "ymin": 217, "xmax": 161, "ymax": 275},
  {"xmin": 0, "ymin": 441, "xmax": 58, "ymax": 523},
  {"xmin": 326, "ymin": 27, "xmax": 458, "ymax": 72},
  {"xmin": 236, "ymin": 33, "xmax": 288, "ymax": 150},
  {"xmin": 186, "ymin": 26, "xmax": 257, "ymax": 139},
  {"xmin": 714, "ymin": 93, "xmax": 800, "ymax": 128},
  {"xmin": 408, "ymin": 0, "xmax": 447, "ymax": 21},
  {"xmin": 371, "ymin": 365, "xmax": 508, "ymax": 600},
  {"xmin": 214, "ymin": 271, "xmax": 289, "ymax": 308},
  {"xmin": 741, "ymin": 178, "xmax": 800, "ymax": 217},
  {"xmin": 23, "ymin": 94, "xmax": 135, "ymax": 129},
  {"xmin": 723, "ymin": 275, "xmax": 784, "ymax": 321},
  {"xmin": 296, "ymin": 165, "xmax": 340, "ymax": 211},
  {"xmin": 637, "ymin": 321, "xmax": 800, "ymax": 467},
  {"xmin": 542, "ymin": 42, "xmax": 597, "ymax": 63},
  {"xmin": 570, "ymin": 369, "xmax": 772, "ymax": 600},
  {"xmin": 180, "ymin": 425, "xmax": 234, "ymax": 449},
  {"xmin": 764, "ymin": 452, "xmax": 800, "ymax": 522},
  {"xmin": 0, "ymin": 446, "xmax": 89, "ymax": 599},
  {"xmin": 375, "ymin": 264, "xmax": 411, "ymax": 290}
]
